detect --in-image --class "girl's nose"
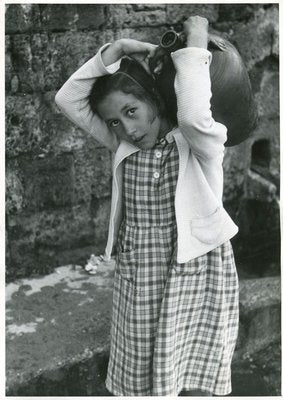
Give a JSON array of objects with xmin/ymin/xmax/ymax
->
[{"xmin": 123, "ymin": 121, "xmax": 137, "ymax": 139}]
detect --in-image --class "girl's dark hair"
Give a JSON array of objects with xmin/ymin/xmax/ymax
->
[{"xmin": 89, "ymin": 57, "xmax": 166, "ymax": 118}]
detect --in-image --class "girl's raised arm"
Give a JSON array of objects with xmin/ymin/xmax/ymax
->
[
  {"xmin": 55, "ymin": 40, "xmax": 156, "ymax": 151},
  {"xmin": 172, "ymin": 16, "xmax": 227, "ymax": 160}
]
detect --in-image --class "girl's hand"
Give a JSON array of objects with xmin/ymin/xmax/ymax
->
[
  {"xmin": 102, "ymin": 38, "xmax": 157, "ymax": 73},
  {"xmin": 183, "ymin": 16, "xmax": 208, "ymax": 49}
]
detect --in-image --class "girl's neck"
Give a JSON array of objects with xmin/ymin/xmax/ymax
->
[{"xmin": 158, "ymin": 117, "xmax": 175, "ymax": 139}]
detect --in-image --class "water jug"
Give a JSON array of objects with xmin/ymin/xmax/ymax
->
[{"xmin": 149, "ymin": 30, "xmax": 258, "ymax": 146}]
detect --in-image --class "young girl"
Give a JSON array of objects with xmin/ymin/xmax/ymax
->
[{"xmin": 56, "ymin": 16, "xmax": 239, "ymax": 397}]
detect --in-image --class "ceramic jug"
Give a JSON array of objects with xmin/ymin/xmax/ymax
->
[{"xmin": 149, "ymin": 30, "xmax": 258, "ymax": 146}]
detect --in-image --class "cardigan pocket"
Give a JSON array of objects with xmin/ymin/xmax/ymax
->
[
  {"xmin": 174, "ymin": 253, "xmax": 207, "ymax": 275},
  {"xmin": 191, "ymin": 206, "xmax": 224, "ymax": 244},
  {"xmin": 117, "ymin": 249, "xmax": 137, "ymax": 283}
]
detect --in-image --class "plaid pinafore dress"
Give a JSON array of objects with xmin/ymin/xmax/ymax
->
[{"xmin": 105, "ymin": 135, "xmax": 239, "ymax": 396}]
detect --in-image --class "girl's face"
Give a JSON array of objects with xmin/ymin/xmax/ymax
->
[{"xmin": 97, "ymin": 91, "xmax": 162, "ymax": 150}]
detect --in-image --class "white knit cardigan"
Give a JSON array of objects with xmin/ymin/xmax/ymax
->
[{"xmin": 55, "ymin": 44, "xmax": 238, "ymax": 263}]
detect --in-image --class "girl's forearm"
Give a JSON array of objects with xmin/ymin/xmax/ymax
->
[{"xmin": 183, "ymin": 16, "xmax": 208, "ymax": 49}]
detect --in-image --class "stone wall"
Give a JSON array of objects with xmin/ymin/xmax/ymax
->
[{"xmin": 5, "ymin": 4, "xmax": 279, "ymax": 281}]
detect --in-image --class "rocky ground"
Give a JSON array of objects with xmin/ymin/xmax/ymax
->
[{"xmin": 6, "ymin": 259, "xmax": 281, "ymax": 396}]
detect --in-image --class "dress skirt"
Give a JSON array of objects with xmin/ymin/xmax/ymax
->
[{"xmin": 105, "ymin": 138, "xmax": 239, "ymax": 396}]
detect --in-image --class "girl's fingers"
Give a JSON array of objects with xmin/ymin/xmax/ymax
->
[
  {"xmin": 122, "ymin": 38, "xmax": 157, "ymax": 57},
  {"xmin": 129, "ymin": 52, "xmax": 154, "ymax": 74}
]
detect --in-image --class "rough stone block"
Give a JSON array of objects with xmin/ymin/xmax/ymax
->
[
  {"xmin": 8, "ymin": 30, "xmax": 115, "ymax": 93},
  {"xmin": 218, "ymin": 4, "xmax": 262, "ymax": 22},
  {"xmin": 5, "ymin": 36, "xmax": 13, "ymax": 92},
  {"xmin": 21, "ymin": 154, "xmax": 74, "ymax": 212},
  {"xmin": 6, "ymin": 202, "xmax": 110, "ymax": 280},
  {"xmin": 9, "ymin": 34, "xmax": 34, "ymax": 93},
  {"xmin": 128, "ymin": 10, "xmax": 167, "ymax": 27},
  {"xmin": 106, "ymin": 5, "xmax": 166, "ymax": 29},
  {"xmin": 6, "ymin": 167, "xmax": 24, "ymax": 215},
  {"xmin": 249, "ymin": 118, "xmax": 279, "ymax": 178},
  {"xmin": 39, "ymin": 4, "xmax": 77, "ymax": 31},
  {"xmin": 6, "ymin": 261, "xmax": 115, "ymax": 394},
  {"xmin": 231, "ymin": 6, "xmax": 279, "ymax": 70},
  {"xmin": 254, "ymin": 70, "xmax": 279, "ymax": 118},
  {"xmin": 91, "ymin": 198, "xmax": 111, "ymax": 250},
  {"xmin": 40, "ymin": 4, "xmax": 106, "ymax": 31},
  {"xmin": 223, "ymin": 140, "xmax": 251, "ymax": 202},
  {"xmin": 105, "ymin": 4, "xmax": 130, "ymax": 28},
  {"xmin": 245, "ymin": 170, "xmax": 277, "ymax": 202},
  {"xmin": 236, "ymin": 277, "xmax": 281, "ymax": 357},
  {"xmin": 6, "ymin": 91, "xmax": 97, "ymax": 157},
  {"xmin": 6, "ymin": 94, "xmax": 43, "ymax": 157},
  {"xmin": 272, "ymin": 21, "xmax": 279, "ymax": 57},
  {"xmin": 76, "ymin": 5, "xmax": 106, "ymax": 30},
  {"xmin": 107, "ymin": 6, "xmax": 167, "ymax": 28},
  {"xmin": 166, "ymin": 4, "xmax": 219, "ymax": 25},
  {"xmin": 132, "ymin": 4, "xmax": 166, "ymax": 11},
  {"xmin": 5, "ymin": 4, "xmax": 41, "ymax": 34},
  {"xmin": 73, "ymin": 147, "xmax": 112, "ymax": 205}
]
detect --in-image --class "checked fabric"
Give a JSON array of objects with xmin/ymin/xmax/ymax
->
[{"xmin": 105, "ymin": 138, "xmax": 239, "ymax": 396}]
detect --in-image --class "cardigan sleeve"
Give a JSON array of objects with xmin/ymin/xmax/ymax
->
[
  {"xmin": 55, "ymin": 44, "xmax": 121, "ymax": 152},
  {"xmin": 171, "ymin": 47, "xmax": 227, "ymax": 160}
]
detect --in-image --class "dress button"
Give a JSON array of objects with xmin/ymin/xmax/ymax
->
[
  {"xmin": 153, "ymin": 171, "xmax": 160, "ymax": 179},
  {"xmin": 155, "ymin": 151, "xmax": 162, "ymax": 158}
]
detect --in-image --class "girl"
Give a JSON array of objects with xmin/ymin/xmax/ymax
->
[{"xmin": 56, "ymin": 16, "xmax": 239, "ymax": 397}]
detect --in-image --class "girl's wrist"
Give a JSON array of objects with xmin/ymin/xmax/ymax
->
[
  {"xmin": 186, "ymin": 32, "xmax": 208, "ymax": 49},
  {"xmin": 101, "ymin": 40, "xmax": 124, "ymax": 67}
]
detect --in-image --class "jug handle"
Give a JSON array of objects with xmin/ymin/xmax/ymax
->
[{"xmin": 208, "ymin": 34, "xmax": 227, "ymax": 51}]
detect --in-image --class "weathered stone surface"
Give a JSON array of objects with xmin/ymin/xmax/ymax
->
[
  {"xmin": 6, "ymin": 261, "xmax": 115, "ymax": 393},
  {"xmin": 245, "ymin": 170, "xmax": 277, "ymax": 202},
  {"xmin": 249, "ymin": 118, "xmax": 279, "ymax": 178},
  {"xmin": 5, "ymin": 36, "xmax": 13, "ymax": 92},
  {"xmin": 254, "ymin": 70, "xmax": 279, "ymax": 118},
  {"xmin": 223, "ymin": 140, "xmax": 251, "ymax": 202},
  {"xmin": 132, "ymin": 4, "xmax": 166, "ymax": 12},
  {"xmin": 40, "ymin": 4, "xmax": 106, "ymax": 31},
  {"xmin": 231, "ymin": 6, "xmax": 279, "ymax": 70},
  {"xmin": 40, "ymin": 91, "xmax": 88, "ymax": 152},
  {"xmin": 76, "ymin": 5, "xmax": 106, "ymax": 31},
  {"xmin": 6, "ymin": 168, "xmax": 24, "ymax": 215},
  {"xmin": 129, "ymin": 10, "xmax": 167, "ymax": 27},
  {"xmin": 5, "ymin": 271, "xmax": 281, "ymax": 396},
  {"xmin": 166, "ymin": 4, "xmax": 219, "ymax": 25},
  {"xmin": 103, "ymin": 4, "xmax": 127, "ymax": 29},
  {"xmin": 22, "ymin": 154, "xmax": 74, "ymax": 211},
  {"xmin": 272, "ymin": 20, "xmax": 279, "ymax": 57},
  {"xmin": 106, "ymin": 4, "xmax": 167, "ymax": 28},
  {"xmin": 236, "ymin": 277, "xmax": 281, "ymax": 356},
  {"xmin": 6, "ymin": 94, "xmax": 43, "ymax": 157},
  {"xmin": 218, "ymin": 4, "xmax": 262, "ymax": 22},
  {"xmin": 8, "ymin": 30, "xmax": 116, "ymax": 93},
  {"xmin": 7, "ymin": 201, "xmax": 110, "ymax": 281},
  {"xmin": 6, "ymin": 92, "xmax": 100, "ymax": 157},
  {"xmin": 73, "ymin": 147, "xmax": 112, "ymax": 204},
  {"xmin": 5, "ymin": 4, "xmax": 41, "ymax": 34},
  {"xmin": 9, "ymin": 34, "xmax": 34, "ymax": 92},
  {"xmin": 91, "ymin": 198, "xmax": 111, "ymax": 250}
]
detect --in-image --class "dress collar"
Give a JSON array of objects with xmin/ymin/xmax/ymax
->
[{"xmin": 155, "ymin": 128, "xmax": 176, "ymax": 146}]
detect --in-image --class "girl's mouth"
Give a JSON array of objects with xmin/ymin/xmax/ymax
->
[{"xmin": 134, "ymin": 134, "xmax": 146, "ymax": 143}]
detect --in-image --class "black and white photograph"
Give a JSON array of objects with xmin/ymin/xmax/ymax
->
[{"xmin": 4, "ymin": 1, "xmax": 281, "ymax": 397}]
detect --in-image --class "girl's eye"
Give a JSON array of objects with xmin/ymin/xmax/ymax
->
[
  {"xmin": 127, "ymin": 108, "xmax": 136, "ymax": 116},
  {"xmin": 110, "ymin": 120, "xmax": 120, "ymax": 128}
]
